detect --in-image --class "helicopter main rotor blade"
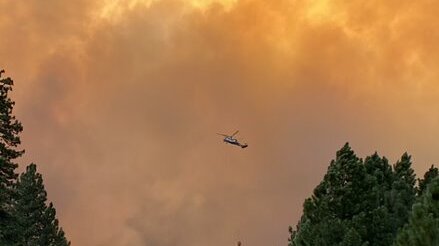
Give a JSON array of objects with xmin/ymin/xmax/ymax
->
[
  {"xmin": 231, "ymin": 130, "xmax": 239, "ymax": 137},
  {"xmin": 217, "ymin": 133, "xmax": 229, "ymax": 137}
]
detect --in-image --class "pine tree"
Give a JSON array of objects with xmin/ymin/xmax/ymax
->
[
  {"xmin": 340, "ymin": 227, "xmax": 363, "ymax": 246},
  {"xmin": 13, "ymin": 164, "xmax": 70, "ymax": 246},
  {"xmin": 418, "ymin": 165, "xmax": 439, "ymax": 195},
  {"xmin": 290, "ymin": 143, "xmax": 368, "ymax": 245},
  {"xmin": 289, "ymin": 145, "xmax": 418, "ymax": 246},
  {"xmin": 0, "ymin": 70, "xmax": 69, "ymax": 244},
  {"xmin": 41, "ymin": 203, "xmax": 70, "ymax": 246},
  {"xmin": 394, "ymin": 177, "xmax": 439, "ymax": 246},
  {"xmin": 0, "ymin": 70, "xmax": 24, "ymax": 244},
  {"xmin": 0, "ymin": 70, "xmax": 24, "ymax": 161},
  {"xmin": 358, "ymin": 153, "xmax": 395, "ymax": 246},
  {"xmin": 388, "ymin": 153, "xmax": 417, "ymax": 234}
]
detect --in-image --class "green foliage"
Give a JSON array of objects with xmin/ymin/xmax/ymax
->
[
  {"xmin": 395, "ymin": 177, "xmax": 439, "ymax": 246},
  {"xmin": 388, "ymin": 153, "xmax": 417, "ymax": 234},
  {"xmin": 340, "ymin": 228, "xmax": 363, "ymax": 246},
  {"xmin": 418, "ymin": 165, "xmax": 438, "ymax": 196},
  {"xmin": 0, "ymin": 70, "xmax": 24, "ymax": 244},
  {"xmin": 290, "ymin": 143, "xmax": 368, "ymax": 245},
  {"xmin": 12, "ymin": 164, "xmax": 70, "ymax": 246},
  {"xmin": 0, "ymin": 70, "xmax": 69, "ymax": 245},
  {"xmin": 289, "ymin": 144, "xmax": 418, "ymax": 246},
  {"xmin": 0, "ymin": 70, "xmax": 24, "ymax": 161}
]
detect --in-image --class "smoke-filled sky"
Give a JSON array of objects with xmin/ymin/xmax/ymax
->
[{"xmin": 1, "ymin": 0, "xmax": 439, "ymax": 245}]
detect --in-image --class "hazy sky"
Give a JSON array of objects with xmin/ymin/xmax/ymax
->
[{"xmin": 1, "ymin": 0, "xmax": 439, "ymax": 245}]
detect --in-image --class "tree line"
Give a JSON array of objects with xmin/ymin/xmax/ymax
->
[
  {"xmin": 0, "ymin": 70, "xmax": 70, "ymax": 245},
  {"xmin": 289, "ymin": 143, "xmax": 439, "ymax": 246}
]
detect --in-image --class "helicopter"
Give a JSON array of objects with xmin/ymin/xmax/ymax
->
[{"xmin": 217, "ymin": 130, "xmax": 248, "ymax": 148}]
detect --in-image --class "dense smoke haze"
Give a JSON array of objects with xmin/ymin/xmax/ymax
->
[{"xmin": 1, "ymin": 0, "xmax": 439, "ymax": 245}]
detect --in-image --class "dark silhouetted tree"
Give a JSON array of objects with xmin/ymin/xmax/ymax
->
[
  {"xmin": 290, "ymin": 143, "xmax": 369, "ymax": 245},
  {"xmin": 13, "ymin": 164, "xmax": 70, "ymax": 246},
  {"xmin": 418, "ymin": 165, "xmax": 439, "ymax": 196},
  {"xmin": 388, "ymin": 153, "xmax": 417, "ymax": 235},
  {"xmin": 0, "ymin": 69, "xmax": 24, "ymax": 244},
  {"xmin": 289, "ymin": 144, "xmax": 417, "ymax": 246},
  {"xmin": 0, "ymin": 70, "xmax": 68, "ymax": 244},
  {"xmin": 395, "ymin": 177, "xmax": 439, "ymax": 246}
]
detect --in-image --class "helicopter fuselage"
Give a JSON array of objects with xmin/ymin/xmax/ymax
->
[
  {"xmin": 224, "ymin": 137, "xmax": 239, "ymax": 145},
  {"xmin": 217, "ymin": 131, "xmax": 248, "ymax": 148},
  {"xmin": 223, "ymin": 137, "xmax": 248, "ymax": 148}
]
